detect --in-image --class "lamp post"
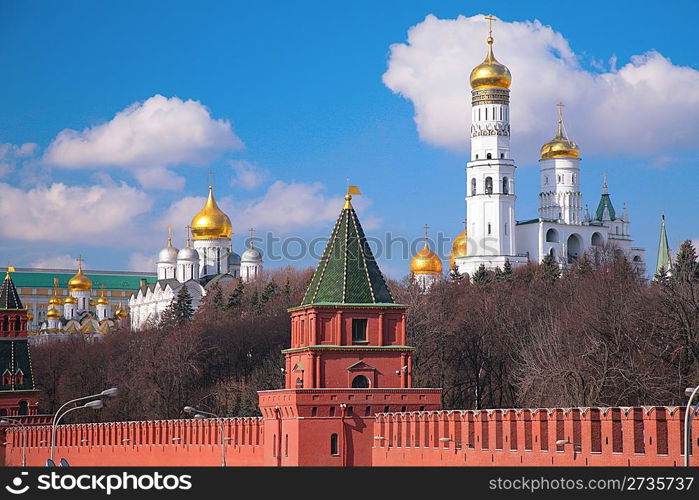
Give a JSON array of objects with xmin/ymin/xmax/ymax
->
[
  {"xmin": 1, "ymin": 417, "xmax": 27, "ymax": 466},
  {"xmin": 50, "ymin": 388, "xmax": 117, "ymax": 462},
  {"xmin": 684, "ymin": 385, "xmax": 699, "ymax": 467},
  {"xmin": 184, "ymin": 406, "xmax": 226, "ymax": 467}
]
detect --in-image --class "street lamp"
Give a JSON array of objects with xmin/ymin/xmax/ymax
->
[
  {"xmin": 684, "ymin": 385, "xmax": 699, "ymax": 467},
  {"xmin": 1, "ymin": 418, "xmax": 27, "ymax": 466},
  {"xmin": 50, "ymin": 389, "xmax": 116, "ymax": 461},
  {"xmin": 184, "ymin": 406, "xmax": 226, "ymax": 467}
]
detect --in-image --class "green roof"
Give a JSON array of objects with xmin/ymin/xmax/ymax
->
[
  {"xmin": 2, "ymin": 269, "xmax": 157, "ymax": 291},
  {"xmin": 1, "ymin": 273, "xmax": 23, "ymax": 309},
  {"xmin": 301, "ymin": 197, "xmax": 394, "ymax": 306},
  {"xmin": 656, "ymin": 216, "xmax": 671, "ymax": 274},
  {"xmin": 0, "ymin": 339, "xmax": 36, "ymax": 392},
  {"xmin": 594, "ymin": 193, "xmax": 616, "ymax": 221}
]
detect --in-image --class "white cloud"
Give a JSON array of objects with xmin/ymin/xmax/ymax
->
[
  {"xmin": 0, "ymin": 182, "xmax": 152, "ymax": 244},
  {"xmin": 42, "ymin": 95, "xmax": 244, "ymax": 189},
  {"xmin": 0, "ymin": 142, "xmax": 39, "ymax": 179},
  {"xmin": 128, "ymin": 252, "xmax": 157, "ymax": 272},
  {"xmin": 235, "ymin": 181, "xmax": 345, "ymax": 233},
  {"xmin": 230, "ymin": 160, "xmax": 270, "ymax": 190},
  {"xmin": 383, "ymin": 14, "xmax": 699, "ymax": 162},
  {"xmin": 31, "ymin": 254, "xmax": 86, "ymax": 269}
]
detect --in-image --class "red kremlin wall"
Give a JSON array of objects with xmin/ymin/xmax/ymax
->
[
  {"xmin": 2, "ymin": 417, "xmax": 264, "ymax": 467},
  {"xmin": 2, "ymin": 406, "xmax": 696, "ymax": 466}
]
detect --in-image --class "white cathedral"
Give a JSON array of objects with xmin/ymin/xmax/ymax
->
[
  {"xmin": 409, "ymin": 20, "xmax": 645, "ymax": 287},
  {"xmin": 129, "ymin": 182, "xmax": 263, "ymax": 330}
]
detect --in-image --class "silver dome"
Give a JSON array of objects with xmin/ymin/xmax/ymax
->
[
  {"xmin": 242, "ymin": 246, "xmax": 263, "ymax": 263},
  {"xmin": 158, "ymin": 245, "xmax": 179, "ymax": 264},
  {"xmin": 228, "ymin": 251, "xmax": 241, "ymax": 266},
  {"xmin": 177, "ymin": 247, "xmax": 199, "ymax": 261}
]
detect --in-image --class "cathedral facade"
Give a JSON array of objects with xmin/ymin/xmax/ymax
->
[
  {"xmin": 451, "ymin": 23, "xmax": 645, "ymax": 278},
  {"xmin": 128, "ymin": 183, "xmax": 263, "ymax": 330}
]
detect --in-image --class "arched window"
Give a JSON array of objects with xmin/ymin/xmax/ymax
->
[
  {"xmin": 591, "ymin": 232, "xmax": 604, "ymax": 246},
  {"xmin": 475, "ymin": 154, "xmax": 479, "ymax": 159},
  {"xmin": 14, "ymin": 317, "xmax": 20, "ymax": 331},
  {"xmin": 486, "ymin": 153, "xmax": 492, "ymax": 159},
  {"xmin": 2, "ymin": 316, "xmax": 8, "ymax": 331},
  {"xmin": 502, "ymin": 177, "xmax": 509, "ymax": 194},
  {"xmin": 544, "ymin": 176, "xmax": 548, "ymax": 185},
  {"xmin": 330, "ymin": 433, "xmax": 339, "ymax": 456},
  {"xmin": 500, "ymin": 153, "xmax": 504, "ymax": 159},
  {"xmin": 471, "ymin": 178, "xmax": 476, "ymax": 196},
  {"xmin": 545, "ymin": 228, "xmax": 559, "ymax": 243},
  {"xmin": 485, "ymin": 177, "xmax": 493, "ymax": 194},
  {"xmin": 487, "ymin": 223, "xmax": 492, "ymax": 235},
  {"xmin": 352, "ymin": 375, "xmax": 370, "ymax": 388},
  {"xmin": 18, "ymin": 400, "xmax": 28, "ymax": 416},
  {"xmin": 549, "ymin": 247, "xmax": 557, "ymax": 260}
]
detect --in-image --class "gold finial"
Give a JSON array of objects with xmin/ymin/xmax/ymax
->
[
  {"xmin": 167, "ymin": 225, "xmax": 173, "ymax": 247},
  {"xmin": 603, "ymin": 173, "xmax": 608, "ymax": 194},
  {"xmin": 185, "ymin": 225, "xmax": 193, "ymax": 247},
  {"xmin": 344, "ymin": 182, "xmax": 361, "ymax": 209},
  {"xmin": 423, "ymin": 224, "xmax": 430, "ymax": 244},
  {"xmin": 248, "ymin": 228, "xmax": 255, "ymax": 249},
  {"xmin": 208, "ymin": 168, "xmax": 214, "ymax": 189},
  {"xmin": 53, "ymin": 277, "xmax": 59, "ymax": 288},
  {"xmin": 556, "ymin": 102, "xmax": 566, "ymax": 137},
  {"xmin": 485, "ymin": 14, "xmax": 496, "ymax": 41},
  {"xmin": 4, "ymin": 265, "xmax": 14, "ymax": 279},
  {"xmin": 76, "ymin": 256, "xmax": 84, "ymax": 270}
]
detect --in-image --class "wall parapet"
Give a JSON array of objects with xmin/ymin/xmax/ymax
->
[{"xmin": 372, "ymin": 406, "xmax": 696, "ymax": 466}]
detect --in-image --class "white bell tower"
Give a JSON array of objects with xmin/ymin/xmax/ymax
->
[{"xmin": 457, "ymin": 16, "xmax": 526, "ymax": 277}]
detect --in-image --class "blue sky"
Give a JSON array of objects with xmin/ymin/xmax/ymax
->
[{"xmin": 0, "ymin": 1, "xmax": 697, "ymax": 277}]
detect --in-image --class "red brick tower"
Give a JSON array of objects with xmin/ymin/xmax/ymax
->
[
  {"xmin": 0, "ymin": 269, "xmax": 39, "ymax": 416},
  {"xmin": 258, "ymin": 192, "xmax": 441, "ymax": 466}
]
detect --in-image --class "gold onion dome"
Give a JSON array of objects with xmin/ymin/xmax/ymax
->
[
  {"xmin": 470, "ymin": 35, "xmax": 511, "ymax": 90},
  {"xmin": 46, "ymin": 307, "xmax": 60, "ymax": 319},
  {"xmin": 48, "ymin": 294, "xmax": 63, "ymax": 306},
  {"xmin": 68, "ymin": 265, "xmax": 92, "ymax": 291},
  {"xmin": 410, "ymin": 229, "xmax": 443, "ymax": 275},
  {"xmin": 450, "ymin": 230, "xmax": 468, "ymax": 269},
  {"xmin": 64, "ymin": 295, "xmax": 77, "ymax": 305},
  {"xmin": 115, "ymin": 303, "xmax": 128, "ymax": 319},
  {"xmin": 191, "ymin": 185, "xmax": 232, "ymax": 240},
  {"xmin": 540, "ymin": 105, "xmax": 580, "ymax": 159},
  {"xmin": 96, "ymin": 293, "xmax": 109, "ymax": 306}
]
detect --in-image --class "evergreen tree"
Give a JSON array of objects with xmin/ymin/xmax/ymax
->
[
  {"xmin": 653, "ymin": 266, "xmax": 670, "ymax": 285},
  {"xmin": 672, "ymin": 240, "xmax": 699, "ymax": 283},
  {"xmin": 494, "ymin": 266, "xmax": 504, "ymax": 282},
  {"xmin": 210, "ymin": 284, "xmax": 224, "ymax": 311},
  {"xmin": 261, "ymin": 280, "xmax": 279, "ymax": 303},
  {"xmin": 538, "ymin": 254, "xmax": 561, "ymax": 283},
  {"xmin": 472, "ymin": 264, "xmax": 490, "ymax": 284},
  {"xmin": 571, "ymin": 253, "xmax": 593, "ymax": 276},
  {"xmin": 226, "ymin": 281, "xmax": 245, "ymax": 309},
  {"xmin": 283, "ymin": 277, "xmax": 292, "ymax": 296},
  {"xmin": 250, "ymin": 289, "xmax": 262, "ymax": 314},
  {"xmin": 501, "ymin": 259, "xmax": 514, "ymax": 282},
  {"xmin": 449, "ymin": 263, "xmax": 463, "ymax": 281},
  {"xmin": 161, "ymin": 286, "xmax": 194, "ymax": 326}
]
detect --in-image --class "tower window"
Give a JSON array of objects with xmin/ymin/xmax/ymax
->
[
  {"xmin": 502, "ymin": 177, "xmax": 509, "ymax": 194},
  {"xmin": 352, "ymin": 318, "xmax": 367, "ymax": 343},
  {"xmin": 485, "ymin": 177, "xmax": 493, "ymax": 194},
  {"xmin": 500, "ymin": 153, "xmax": 504, "ymax": 159},
  {"xmin": 352, "ymin": 375, "xmax": 370, "ymax": 388},
  {"xmin": 486, "ymin": 153, "xmax": 492, "ymax": 159},
  {"xmin": 504, "ymin": 223, "xmax": 508, "ymax": 235},
  {"xmin": 330, "ymin": 433, "xmax": 339, "ymax": 456},
  {"xmin": 488, "ymin": 223, "xmax": 492, "ymax": 235},
  {"xmin": 471, "ymin": 178, "xmax": 477, "ymax": 196}
]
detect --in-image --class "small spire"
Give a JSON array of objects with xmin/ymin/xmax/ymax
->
[
  {"xmin": 423, "ymin": 224, "xmax": 430, "ymax": 248},
  {"xmin": 603, "ymin": 173, "xmax": 608, "ymax": 194},
  {"xmin": 485, "ymin": 14, "xmax": 496, "ymax": 42},
  {"xmin": 248, "ymin": 228, "xmax": 255, "ymax": 249},
  {"xmin": 185, "ymin": 225, "xmax": 192, "ymax": 247},
  {"xmin": 208, "ymin": 168, "xmax": 214, "ymax": 189},
  {"xmin": 167, "ymin": 225, "xmax": 173, "ymax": 247},
  {"xmin": 344, "ymin": 183, "xmax": 361, "ymax": 210},
  {"xmin": 76, "ymin": 256, "xmax": 84, "ymax": 271},
  {"xmin": 556, "ymin": 102, "xmax": 567, "ymax": 139}
]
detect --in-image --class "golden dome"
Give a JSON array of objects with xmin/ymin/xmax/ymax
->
[
  {"xmin": 191, "ymin": 185, "xmax": 232, "ymax": 240},
  {"xmin": 27, "ymin": 311, "xmax": 34, "ymax": 321},
  {"xmin": 450, "ymin": 230, "xmax": 468, "ymax": 269},
  {"xmin": 470, "ymin": 36, "xmax": 511, "ymax": 90},
  {"xmin": 540, "ymin": 104, "xmax": 580, "ymax": 159},
  {"xmin": 410, "ymin": 229, "xmax": 443, "ymax": 275},
  {"xmin": 96, "ymin": 294, "xmax": 109, "ymax": 306},
  {"xmin": 115, "ymin": 303, "xmax": 128, "ymax": 319},
  {"xmin": 48, "ymin": 294, "xmax": 63, "ymax": 306},
  {"xmin": 46, "ymin": 307, "xmax": 60, "ymax": 319},
  {"xmin": 68, "ymin": 265, "xmax": 92, "ymax": 291},
  {"xmin": 64, "ymin": 295, "xmax": 77, "ymax": 305}
]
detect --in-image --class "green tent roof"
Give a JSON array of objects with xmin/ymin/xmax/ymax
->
[
  {"xmin": 301, "ymin": 197, "xmax": 394, "ymax": 306},
  {"xmin": 1, "ymin": 272, "xmax": 23, "ymax": 309},
  {"xmin": 656, "ymin": 215, "xmax": 671, "ymax": 274},
  {"xmin": 594, "ymin": 193, "xmax": 616, "ymax": 221}
]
